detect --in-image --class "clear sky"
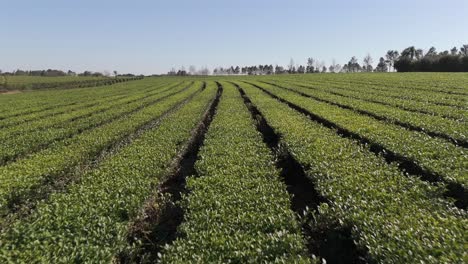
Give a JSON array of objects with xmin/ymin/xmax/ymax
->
[{"xmin": 1, "ymin": 0, "xmax": 467, "ymax": 75}]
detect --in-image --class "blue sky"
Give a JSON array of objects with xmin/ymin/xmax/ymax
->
[{"xmin": 1, "ymin": 0, "xmax": 467, "ymax": 74}]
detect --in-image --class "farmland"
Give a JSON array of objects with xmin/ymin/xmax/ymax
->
[
  {"xmin": 0, "ymin": 75, "xmax": 142, "ymax": 91},
  {"xmin": 0, "ymin": 73, "xmax": 466, "ymax": 263}
]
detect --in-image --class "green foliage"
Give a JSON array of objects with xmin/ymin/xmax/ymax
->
[
  {"xmin": 238, "ymin": 81, "xmax": 467, "ymax": 263},
  {"xmin": 262, "ymin": 80, "xmax": 467, "ymax": 142},
  {"xmin": 0, "ymin": 78, "xmax": 164, "ymax": 119},
  {"xmin": 0, "ymin": 75, "xmax": 142, "ymax": 91},
  {"xmin": 274, "ymin": 77, "xmax": 467, "ymax": 122},
  {"xmin": 246, "ymin": 81, "xmax": 467, "ymax": 188},
  {"xmin": 0, "ymin": 82, "xmax": 200, "ymax": 216},
  {"xmin": 0, "ymin": 81, "xmax": 186, "ymax": 164},
  {"xmin": 161, "ymin": 82, "xmax": 311, "ymax": 263},
  {"xmin": 0, "ymin": 74, "xmax": 466, "ymax": 263},
  {"xmin": 0, "ymin": 82, "xmax": 217, "ymax": 262}
]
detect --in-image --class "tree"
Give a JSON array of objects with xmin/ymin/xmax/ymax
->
[
  {"xmin": 363, "ymin": 54, "xmax": 373, "ymax": 72},
  {"xmin": 334, "ymin": 64, "xmax": 342, "ymax": 73},
  {"xmin": 401, "ymin": 46, "xmax": 422, "ymax": 60},
  {"xmin": 314, "ymin": 60, "xmax": 325, "ymax": 73},
  {"xmin": 396, "ymin": 47, "xmax": 423, "ymax": 72},
  {"xmin": 415, "ymin": 49, "xmax": 423, "ymax": 60},
  {"xmin": 288, "ymin": 58, "xmax": 295, "ymax": 73},
  {"xmin": 199, "ymin": 67, "xmax": 210, "ymax": 75},
  {"xmin": 265, "ymin": 65, "xmax": 274, "ymax": 75},
  {"xmin": 228, "ymin": 66, "xmax": 235, "ymax": 75},
  {"xmin": 460, "ymin": 44, "xmax": 468, "ymax": 56},
  {"xmin": 385, "ymin": 50, "xmax": 399, "ymax": 72},
  {"xmin": 425, "ymin": 47, "xmax": 437, "ymax": 57},
  {"xmin": 306, "ymin": 57, "xmax": 315, "ymax": 73},
  {"xmin": 189, "ymin": 65, "xmax": 197, "ymax": 75},
  {"xmin": 290, "ymin": 66, "xmax": 297, "ymax": 74},
  {"xmin": 275, "ymin": 65, "xmax": 285, "ymax": 74},
  {"xmin": 375, "ymin": 57, "xmax": 388, "ymax": 72},
  {"xmin": 252, "ymin": 66, "xmax": 259, "ymax": 75},
  {"xmin": 113, "ymin": 70, "xmax": 118, "ymax": 77},
  {"xmin": 401, "ymin": 46, "xmax": 416, "ymax": 59},
  {"xmin": 321, "ymin": 66, "xmax": 327, "ymax": 73},
  {"xmin": 347, "ymin": 56, "xmax": 361, "ymax": 72},
  {"xmin": 327, "ymin": 59, "xmax": 341, "ymax": 73},
  {"xmin": 341, "ymin": 64, "xmax": 349, "ymax": 73},
  {"xmin": 176, "ymin": 69, "xmax": 187, "ymax": 76},
  {"xmin": 439, "ymin": 50, "xmax": 449, "ymax": 56},
  {"xmin": 450, "ymin": 47, "xmax": 458, "ymax": 56},
  {"xmin": 81, "ymin": 71, "xmax": 93, "ymax": 76},
  {"xmin": 14, "ymin": 69, "xmax": 28, "ymax": 75},
  {"xmin": 297, "ymin": 65, "xmax": 305, "ymax": 74}
]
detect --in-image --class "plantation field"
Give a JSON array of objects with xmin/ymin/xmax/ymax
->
[
  {"xmin": 0, "ymin": 73, "xmax": 466, "ymax": 263},
  {"xmin": 0, "ymin": 75, "xmax": 142, "ymax": 91}
]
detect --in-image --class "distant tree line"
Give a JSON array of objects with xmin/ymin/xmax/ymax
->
[
  {"xmin": 167, "ymin": 66, "xmax": 210, "ymax": 76},
  {"xmin": 0, "ymin": 69, "xmax": 130, "ymax": 77},
  {"xmin": 394, "ymin": 45, "xmax": 468, "ymax": 72},
  {"xmin": 209, "ymin": 58, "xmax": 342, "ymax": 75},
  {"xmin": 167, "ymin": 44, "xmax": 468, "ymax": 75}
]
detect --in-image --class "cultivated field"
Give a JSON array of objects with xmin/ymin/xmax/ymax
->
[
  {"xmin": 0, "ymin": 75, "xmax": 142, "ymax": 91},
  {"xmin": 0, "ymin": 73, "xmax": 466, "ymax": 263}
]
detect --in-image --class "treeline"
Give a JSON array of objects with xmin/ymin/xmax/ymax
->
[
  {"xmin": 167, "ymin": 66, "xmax": 210, "ymax": 76},
  {"xmin": 394, "ymin": 45, "xmax": 468, "ymax": 72},
  {"xmin": 210, "ymin": 57, "xmax": 363, "ymax": 75},
  {"xmin": 0, "ymin": 69, "xmax": 141, "ymax": 77},
  {"xmin": 167, "ymin": 44, "xmax": 468, "ymax": 75}
]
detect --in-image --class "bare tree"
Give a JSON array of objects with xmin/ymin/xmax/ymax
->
[
  {"xmin": 315, "ymin": 60, "xmax": 325, "ymax": 73},
  {"xmin": 288, "ymin": 58, "xmax": 295, "ymax": 73},
  {"xmin": 189, "ymin": 65, "xmax": 197, "ymax": 75},
  {"xmin": 329, "ymin": 59, "xmax": 341, "ymax": 73},
  {"xmin": 334, "ymin": 64, "xmax": 342, "ymax": 73},
  {"xmin": 168, "ymin": 68, "xmax": 177, "ymax": 75},
  {"xmin": 199, "ymin": 66, "xmax": 210, "ymax": 75},
  {"xmin": 363, "ymin": 54, "xmax": 373, "ymax": 72}
]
